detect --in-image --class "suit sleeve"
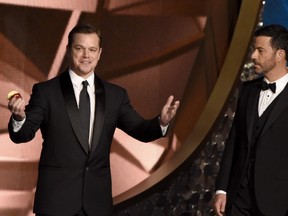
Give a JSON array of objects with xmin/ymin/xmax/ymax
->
[
  {"xmin": 8, "ymin": 83, "xmax": 46, "ymax": 143},
  {"xmin": 215, "ymin": 119, "xmax": 237, "ymax": 191},
  {"xmin": 215, "ymin": 86, "xmax": 243, "ymax": 191},
  {"xmin": 116, "ymin": 89, "xmax": 164, "ymax": 142}
]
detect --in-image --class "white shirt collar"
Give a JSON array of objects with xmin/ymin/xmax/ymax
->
[
  {"xmin": 264, "ymin": 73, "xmax": 288, "ymax": 93},
  {"xmin": 69, "ymin": 69, "xmax": 94, "ymax": 90}
]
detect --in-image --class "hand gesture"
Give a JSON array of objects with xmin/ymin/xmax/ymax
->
[
  {"xmin": 7, "ymin": 92, "xmax": 26, "ymax": 121},
  {"xmin": 160, "ymin": 95, "xmax": 180, "ymax": 126}
]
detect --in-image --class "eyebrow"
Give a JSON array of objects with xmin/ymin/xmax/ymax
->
[{"xmin": 73, "ymin": 44, "xmax": 99, "ymax": 49}]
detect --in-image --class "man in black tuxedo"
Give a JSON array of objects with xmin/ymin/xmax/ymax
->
[
  {"xmin": 7, "ymin": 23, "xmax": 180, "ymax": 216},
  {"xmin": 213, "ymin": 24, "xmax": 288, "ymax": 216}
]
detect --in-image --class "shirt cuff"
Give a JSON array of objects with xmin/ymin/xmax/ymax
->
[
  {"xmin": 160, "ymin": 125, "xmax": 169, "ymax": 136},
  {"xmin": 12, "ymin": 117, "xmax": 26, "ymax": 132},
  {"xmin": 158, "ymin": 116, "xmax": 169, "ymax": 135},
  {"xmin": 215, "ymin": 190, "xmax": 227, "ymax": 195}
]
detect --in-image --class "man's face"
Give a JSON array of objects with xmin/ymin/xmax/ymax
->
[
  {"xmin": 251, "ymin": 36, "xmax": 277, "ymax": 75},
  {"xmin": 68, "ymin": 33, "xmax": 102, "ymax": 78}
]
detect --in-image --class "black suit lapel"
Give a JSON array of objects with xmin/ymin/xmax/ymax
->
[
  {"xmin": 60, "ymin": 71, "xmax": 89, "ymax": 155},
  {"xmin": 260, "ymin": 82, "xmax": 288, "ymax": 137},
  {"xmin": 90, "ymin": 75, "xmax": 105, "ymax": 155}
]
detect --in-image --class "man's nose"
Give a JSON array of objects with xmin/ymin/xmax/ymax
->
[
  {"xmin": 251, "ymin": 50, "xmax": 257, "ymax": 60},
  {"xmin": 83, "ymin": 49, "xmax": 89, "ymax": 57}
]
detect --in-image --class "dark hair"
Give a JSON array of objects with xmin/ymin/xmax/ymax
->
[
  {"xmin": 254, "ymin": 24, "xmax": 288, "ymax": 61},
  {"xmin": 67, "ymin": 23, "xmax": 102, "ymax": 48}
]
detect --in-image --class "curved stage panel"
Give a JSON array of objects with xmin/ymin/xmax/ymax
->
[{"xmin": 113, "ymin": 0, "xmax": 262, "ymax": 205}]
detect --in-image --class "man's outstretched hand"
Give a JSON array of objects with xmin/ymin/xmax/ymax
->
[{"xmin": 160, "ymin": 95, "xmax": 180, "ymax": 126}]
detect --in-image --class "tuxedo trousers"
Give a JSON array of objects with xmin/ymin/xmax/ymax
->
[{"xmin": 226, "ymin": 183, "xmax": 264, "ymax": 216}]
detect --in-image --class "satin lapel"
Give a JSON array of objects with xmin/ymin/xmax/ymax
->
[
  {"xmin": 246, "ymin": 83, "xmax": 261, "ymax": 145},
  {"xmin": 60, "ymin": 71, "xmax": 89, "ymax": 155},
  {"xmin": 90, "ymin": 75, "xmax": 105, "ymax": 155},
  {"xmin": 260, "ymin": 82, "xmax": 288, "ymax": 138}
]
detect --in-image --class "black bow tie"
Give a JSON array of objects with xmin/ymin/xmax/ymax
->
[{"xmin": 261, "ymin": 81, "xmax": 276, "ymax": 93}]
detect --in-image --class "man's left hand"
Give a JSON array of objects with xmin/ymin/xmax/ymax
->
[{"xmin": 160, "ymin": 95, "xmax": 180, "ymax": 126}]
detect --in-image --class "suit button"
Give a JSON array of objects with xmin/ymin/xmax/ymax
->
[{"xmin": 86, "ymin": 167, "xmax": 89, "ymax": 171}]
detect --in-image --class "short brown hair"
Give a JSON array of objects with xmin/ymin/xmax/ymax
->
[{"xmin": 67, "ymin": 23, "xmax": 102, "ymax": 48}]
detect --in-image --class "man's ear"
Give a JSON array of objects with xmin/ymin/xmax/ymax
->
[{"xmin": 277, "ymin": 49, "xmax": 285, "ymax": 62}]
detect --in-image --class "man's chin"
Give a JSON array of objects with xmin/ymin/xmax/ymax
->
[{"xmin": 79, "ymin": 67, "xmax": 94, "ymax": 74}]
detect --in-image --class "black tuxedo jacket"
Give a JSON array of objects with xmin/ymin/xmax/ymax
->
[
  {"xmin": 8, "ymin": 71, "xmax": 164, "ymax": 216},
  {"xmin": 216, "ymin": 77, "xmax": 288, "ymax": 216}
]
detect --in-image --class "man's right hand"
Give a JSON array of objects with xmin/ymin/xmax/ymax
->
[
  {"xmin": 213, "ymin": 193, "xmax": 227, "ymax": 216},
  {"xmin": 8, "ymin": 95, "xmax": 26, "ymax": 121}
]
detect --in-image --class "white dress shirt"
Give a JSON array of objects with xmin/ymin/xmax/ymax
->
[{"xmin": 258, "ymin": 73, "xmax": 288, "ymax": 116}]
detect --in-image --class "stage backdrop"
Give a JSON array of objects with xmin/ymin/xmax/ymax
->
[{"xmin": 0, "ymin": 0, "xmax": 237, "ymax": 215}]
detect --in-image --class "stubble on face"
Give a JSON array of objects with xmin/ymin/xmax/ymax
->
[{"xmin": 252, "ymin": 36, "xmax": 277, "ymax": 75}]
